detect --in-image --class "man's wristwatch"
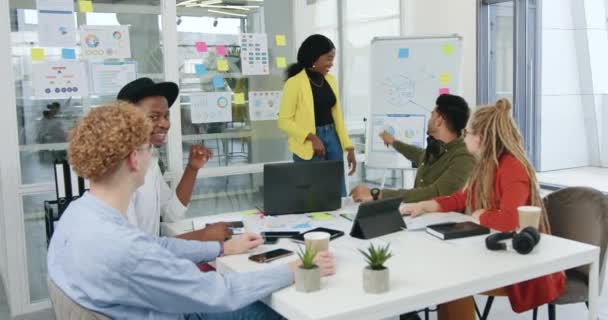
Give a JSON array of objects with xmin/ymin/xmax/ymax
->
[{"xmin": 370, "ymin": 188, "xmax": 381, "ymax": 201}]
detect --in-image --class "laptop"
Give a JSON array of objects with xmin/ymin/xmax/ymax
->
[
  {"xmin": 263, "ymin": 161, "xmax": 343, "ymax": 215},
  {"xmin": 350, "ymin": 197, "xmax": 405, "ymax": 239}
]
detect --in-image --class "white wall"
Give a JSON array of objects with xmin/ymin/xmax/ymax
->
[
  {"xmin": 401, "ymin": 0, "xmax": 477, "ymax": 107},
  {"xmin": 540, "ymin": 0, "xmax": 608, "ymax": 171}
]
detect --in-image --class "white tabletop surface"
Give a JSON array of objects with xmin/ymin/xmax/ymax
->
[{"xmin": 162, "ymin": 203, "xmax": 600, "ymax": 320}]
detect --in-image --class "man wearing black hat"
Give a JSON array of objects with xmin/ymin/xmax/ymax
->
[{"xmin": 118, "ymin": 78, "xmax": 230, "ymax": 240}]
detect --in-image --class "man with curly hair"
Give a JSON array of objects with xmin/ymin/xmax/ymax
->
[
  {"xmin": 117, "ymin": 78, "xmax": 231, "ymax": 240},
  {"xmin": 47, "ymin": 102, "xmax": 336, "ymax": 319}
]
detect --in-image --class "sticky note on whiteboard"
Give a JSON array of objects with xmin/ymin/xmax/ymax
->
[
  {"xmin": 442, "ymin": 44, "xmax": 455, "ymax": 55},
  {"xmin": 439, "ymin": 73, "xmax": 452, "ymax": 85},
  {"xmin": 398, "ymin": 48, "xmax": 409, "ymax": 58},
  {"xmin": 439, "ymin": 88, "xmax": 450, "ymax": 95}
]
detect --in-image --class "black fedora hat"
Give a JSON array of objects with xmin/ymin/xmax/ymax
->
[{"xmin": 117, "ymin": 78, "xmax": 179, "ymax": 107}]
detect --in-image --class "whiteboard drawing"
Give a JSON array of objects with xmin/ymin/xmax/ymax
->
[{"xmin": 371, "ymin": 114, "xmax": 426, "ymax": 152}]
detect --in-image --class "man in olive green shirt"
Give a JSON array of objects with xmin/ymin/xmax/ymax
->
[{"xmin": 351, "ymin": 94, "xmax": 475, "ymax": 203}]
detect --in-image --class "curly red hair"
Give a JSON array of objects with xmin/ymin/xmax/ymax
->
[{"xmin": 68, "ymin": 102, "xmax": 151, "ymax": 181}]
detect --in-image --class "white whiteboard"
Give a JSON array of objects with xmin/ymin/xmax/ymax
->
[{"xmin": 366, "ymin": 35, "xmax": 463, "ymax": 169}]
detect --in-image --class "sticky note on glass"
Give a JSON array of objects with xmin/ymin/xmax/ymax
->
[
  {"xmin": 439, "ymin": 73, "xmax": 452, "ymax": 85},
  {"xmin": 309, "ymin": 213, "xmax": 333, "ymax": 220},
  {"xmin": 217, "ymin": 59, "xmax": 229, "ymax": 71},
  {"xmin": 78, "ymin": 0, "xmax": 93, "ymax": 12},
  {"xmin": 212, "ymin": 76, "xmax": 225, "ymax": 89},
  {"xmin": 215, "ymin": 45, "xmax": 227, "ymax": 56},
  {"xmin": 398, "ymin": 48, "xmax": 409, "ymax": 58},
  {"xmin": 195, "ymin": 42, "xmax": 208, "ymax": 53},
  {"xmin": 194, "ymin": 64, "xmax": 207, "ymax": 75},
  {"xmin": 234, "ymin": 93, "xmax": 245, "ymax": 104},
  {"xmin": 442, "ymin": 44, "xmax": 455, "ymax": 55},
  {"xmin": 276, "ymin": 56, "xmax": 287, "ymax": 68},
  {"xmin": 240, "ymin": 210, "xmax": 257, "ymax": 216},
  {"xmin": 439, "ymin": 88, "xmax": 450, "ymax": 95},
  {"xmin": 31, "ymin": 48, "xmax": 45, "ymax": 61},
  {"xmin": 275, "ymin": 34, "xmax": 286, "ymax": 46},
  {"xmin": 61, "ymin": 48, "xmax": 76, "ymax": 60}
]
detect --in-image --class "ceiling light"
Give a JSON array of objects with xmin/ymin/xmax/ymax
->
[{"xmin": 207, "ymin": 9, "xmax": 247, "ymax": 17}]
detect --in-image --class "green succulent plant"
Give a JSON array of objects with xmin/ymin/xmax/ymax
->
[
  {"xmin": 297, "ymin": 244, "xmax": 318, "ymax": 269},
  {"xmin": 359, "ymin": 243, "xmax": 392, "ymax": 270}
]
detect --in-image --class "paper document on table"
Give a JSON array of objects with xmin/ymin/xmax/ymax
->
[{"xmin": 404, "ymin": 212, "xmax": 471, "ymax": 230}]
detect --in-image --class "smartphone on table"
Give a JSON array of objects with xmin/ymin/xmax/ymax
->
[
  {"xmin": 206, "ymin": 221, "xmax": 245, "ymax": 234},
  {"xmin": 261, "ymin": 231, "xmax": 300, "ymax": 244},
  {"xmin": 248, "ymin": 249, "xmax": 294, "ymax": 263}
]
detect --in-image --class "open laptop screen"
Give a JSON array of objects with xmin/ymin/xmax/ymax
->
[{"xmin": 263, "ymin": 161, "xmax": 343, "ymax": 215}]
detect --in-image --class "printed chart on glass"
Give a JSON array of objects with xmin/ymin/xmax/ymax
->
[
  {"xmin": 32, "ymin": 61, "xmax": 88, "ymax": 99},
  {"xmin": 190, "ymin": 92, "xmax": 233, "ymax": 124},
  {"xmin": 36, "ymin": 0, "xmax": 76, "ymax": 47},
  {"xmin": 367, "ymin": 35, "xmax": 462, "ymax": 169},
  {"xmin": 248, "ymin": 91, "xmax": 281, "ymax": 121},
  {"xmin": 89, "ymin": 61, "xmax": 137, "ymax": 95},
  {"xmin": 239, "ymin": 33, "xmax": 269, "ymax": 75},
  {"xmin": 80, "ymin": 25, "xmax": 131, "ymax": 59}
]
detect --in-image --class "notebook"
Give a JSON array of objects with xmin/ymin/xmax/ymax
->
[{"xmin": 426, "ymin": 221, "xmax": 490, "ymax": 240}]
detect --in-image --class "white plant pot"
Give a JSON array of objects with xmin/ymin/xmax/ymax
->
[
  {"xmin": 295, "ymin": 265, "xmax": 321, "ymax": 293},
  {"xmin": 363, "ymin": 266, "xmax": 389, "ymax": 294}
]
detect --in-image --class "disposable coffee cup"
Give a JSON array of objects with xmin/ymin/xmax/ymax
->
[
  {"xmin": 518, "ymin": 206, "xmax": 541, "ymax": 230},
  {"xmin": 304, "ymin": 231, "xmax": 330, "ymax": 253}
]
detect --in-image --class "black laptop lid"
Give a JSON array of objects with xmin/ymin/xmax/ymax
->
[{"xmin": 263, "ymin": 161, "xmax": 343, "ymax": 215}]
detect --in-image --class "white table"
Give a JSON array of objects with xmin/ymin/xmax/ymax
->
[{"xmin": 162, "ymin": 209, "xmax": 600, "ymax": 320}]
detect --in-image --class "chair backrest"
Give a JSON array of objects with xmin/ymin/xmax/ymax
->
[
  {"xmin": 543, "ymin": 186, "xmax": 608, "ymax": 293},
  {"xmin": 47, "ymin": 277, "xmax": 111, "ymax": 320}
]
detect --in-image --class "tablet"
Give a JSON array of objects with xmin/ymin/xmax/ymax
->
[{"xmin": 292, "ymin": 227, "xmax": 344, "ymax": 242}]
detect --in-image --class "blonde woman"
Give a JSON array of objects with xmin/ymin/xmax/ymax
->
[{"xmin": 401, "ymin": 98, "xmax": 565, "ymax": 319}]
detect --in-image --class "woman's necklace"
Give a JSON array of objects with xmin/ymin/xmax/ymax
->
[{"xmin": 309, "ymin": 76, "xmax": 325, "ymax": 88}]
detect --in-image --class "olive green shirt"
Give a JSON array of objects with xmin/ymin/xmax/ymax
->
[{"xmin": 382, "ymin": 138, "xmax": 476, "ymax": 203}]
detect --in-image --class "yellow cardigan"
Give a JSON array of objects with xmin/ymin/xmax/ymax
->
[{"xmin": 278, "ymin": 69, "xmax": 353, "ymax": 160}]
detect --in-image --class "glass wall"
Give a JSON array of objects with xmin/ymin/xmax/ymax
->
[{"xmin": 4, "ymin": 0, "xmax": 296, "ymax": 310}]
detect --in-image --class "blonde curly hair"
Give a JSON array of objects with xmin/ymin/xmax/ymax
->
[{"xmin": 68, "ymin": 102, "xmax": 152, "ymax": 181}]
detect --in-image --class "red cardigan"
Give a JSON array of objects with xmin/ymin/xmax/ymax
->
[
  {"xmin": 434, "ymin": 153, "xmax": 530, "ymax": 232},
  {"xmin": 435, "ymin": 153, "xmax": 566, "ymax": 313}
]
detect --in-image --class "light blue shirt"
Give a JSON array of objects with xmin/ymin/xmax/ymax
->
[{"xmin": 47, "ymin": 193, "xmax": 293, "ymax": 319}]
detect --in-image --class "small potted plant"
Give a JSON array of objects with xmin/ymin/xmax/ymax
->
[
  {"xmin": 295, "ymin": 244, "xmax": 320, "ymax": 293},
  {"xmin": 359, "ymin": 243, "xmax": 392, "ymax": 294}
]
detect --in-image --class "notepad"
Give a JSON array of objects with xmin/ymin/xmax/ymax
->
[{"xmin": 426, "ymin": 221, "xmax": 490, "ymax": 240}]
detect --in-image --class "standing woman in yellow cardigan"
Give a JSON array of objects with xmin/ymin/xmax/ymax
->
[{"xmin": 278, "ymin": 34, "xmax": 356, "ymax": 196}]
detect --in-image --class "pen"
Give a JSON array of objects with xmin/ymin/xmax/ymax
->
[
  {"xmin": 340, "ymin": 213, "xmax": 353, "ymax": 221},
  {"xmin": 191, "ymin": 220, "xmax": 195, "ymax": 232}
]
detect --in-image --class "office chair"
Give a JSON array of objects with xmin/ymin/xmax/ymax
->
[
  {"xmin": 475, "ymin": 186, "xmax": 608, "ymax": 320},
  {"xmin": 47, "ymin": 277, "xmax": 111, "ymax": 320}
]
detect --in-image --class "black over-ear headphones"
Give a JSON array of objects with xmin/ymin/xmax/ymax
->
[{"xmin": 485, "ymin": 227, "xmax": 541, "ymax": 254}]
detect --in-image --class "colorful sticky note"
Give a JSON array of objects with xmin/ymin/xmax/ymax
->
[
  {"xmin": 78, "ymin": 0, "xmax": 93, "ymax": 12},
  {"xmin": 276, "ymin": 56, "xmax": 287, "ymax": 68},
  {"xmin": 234, "ymin": 93, "xmax": 245, "ymax": 104},
  {"xmin": 240, "ymin": 210, "xmax": 257, "ymax": 216},
  {"xmin": 195, "ymin": 42, "xmax": 208, "ymax": 53},
  {"xmin": 61, "ymin": 48, "xmax": 76, "ymax": 60},
  {"xmin": 212, "ymin": 76, "xmax": 225, "ymax": 89},
  {"xmin": 31, "ymin": 48, "xmax": 45, "ymax": 61},
  {"xmin": 215, "ymin": 45, "xmax": 227, "ymax": 56},
  {"xmin": 398, "ymin": 48, "xmax": 410, "ymax": 58},
  {"xmin": 309, "ymin": 213, "xmax": 333, "ymax": 220},
  {"xmin": 275, "ymin": 34, "xmax": 286, "ymax": 46},
  {"xmin": 194, "ymin": 64, "xmax": 207, "ymax": 75},
  {"xmin": 442, "ymin": 44, "xmax": 455, "ymax": 55},
  {"xmin": 439, "ymin": 73, "xmax": 452, "ymax": 85},
  {"xmin": 217, "ymin": 59, "xmax": 229, "ymax": 71},
  {"xmin": 439, "ymin": 88, "xmax": 450, "ymax": 95}
]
